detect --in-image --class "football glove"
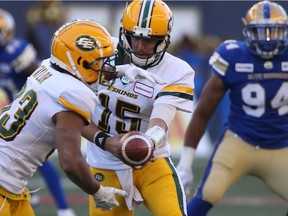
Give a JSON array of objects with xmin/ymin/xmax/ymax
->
[
  {"xmin": 116, "ymin": 64, "xmax": 165, "ymax": 84},
  {"xmin": 93, "ymin": 185, "xmax": 127, "ymax": 211},
  {"xmin": 176, "ymin": 146, "xmax": 195, "ymax": 196},
  {"xmin": 176, "ymin": 164, "xmax": 194, "ymax": 196}
]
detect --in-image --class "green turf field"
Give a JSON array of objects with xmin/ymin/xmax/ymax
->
[{"xmin": 30, "ymin": 157, "xmax": 287, "ymax": 216}]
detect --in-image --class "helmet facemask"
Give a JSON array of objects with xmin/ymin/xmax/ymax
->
[
  {"xmin": 58, "ymin": 51, "xmax": 117, "ymax": 91},
  {"xmin": 243, "ymin": 22, "xmax": 288, "ymax": 59},
  {"xmin": 95, "ymin": 55, "xmax": 117, "ymax": 87}
]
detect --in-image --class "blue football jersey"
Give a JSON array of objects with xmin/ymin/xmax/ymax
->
[
  {"xmin": 209, "ymin": 39, "xmax": 288, "ymax": 148},
  {"xmin": 0, "ymin": 37, "xmax": 37, "ymax": 101}
]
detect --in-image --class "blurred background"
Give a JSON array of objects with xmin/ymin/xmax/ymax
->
[{"xmin": 1, "ymin": 1, "xmax": 288, "ymax": 215}]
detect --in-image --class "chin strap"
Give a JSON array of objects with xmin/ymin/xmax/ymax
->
[
  {"xmin": 66, "ymin": 51, "xmax": 99, "ymax": 91},
  {"xmin": 66, "ymin": 51, "xmax": 84, "ymax": 81}
]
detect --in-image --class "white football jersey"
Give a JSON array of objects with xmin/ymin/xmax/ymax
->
[
  {"xmin": 86, "ymin": 52, "xmax": 194, "ymax": 170},
  {"xmin": 0, "ymin": 59, "xmax": 96, "ymax": 194}
]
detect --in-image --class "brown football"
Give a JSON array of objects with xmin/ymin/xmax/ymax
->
[{"xmin": 118, "ymin": 131, "xmax": 154, "ymax": 168}]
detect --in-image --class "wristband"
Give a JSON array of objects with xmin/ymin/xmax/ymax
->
[
  {"xmin": 93, "ymin": 131, "xmax": 111, "ymax": 150},
  {"xmin": 145, "ymin": 125, "xmax": 166, "ymax": 149}
]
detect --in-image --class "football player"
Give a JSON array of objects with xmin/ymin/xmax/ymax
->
[
  {"xmin": 0, "ymin": 88, "xmax": 9, "ymax": 109},
  {"xmin": 0, "ymin": 8, "xmax": 77, "ymax": 216},
  {"xmin": 83, "ymin": 0, "xmax": 195, "ymax": 215},
  {"xmin": 0, "ymin": 19, "xmax": 162, "ymax": 216},
  {"xmin": 175, "ymin": 1, "xmax": 288, "ymax": 215}
]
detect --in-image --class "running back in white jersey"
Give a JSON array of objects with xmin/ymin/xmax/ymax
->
[
  {"xmin": 0, "ymin": 59, "xmax": 96, "ymax": 194},
  {"xmin": 86, "ymin": 52, "xmax": 194, "ymax": 170}
]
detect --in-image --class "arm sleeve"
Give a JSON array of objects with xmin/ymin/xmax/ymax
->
[{"xmin": 150, "ymin": 103, "xmax": 177, "ymax": 129}]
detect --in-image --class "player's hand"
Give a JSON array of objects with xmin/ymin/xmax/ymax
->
[
  {"xmin": 116, "ymin": 64, "xmax": 165, "ymax": 84},
  {"xmin": 104, "ymin": 134, "xmax": 124, "ymax": 157},
  {"xmin": 176, "ymin": 164, "xmax": 194, "ymax": 196},
  {"xmin": 104, "ymin": 135, "xmax": 137, "ymax": 167},
  {"xmin": 93, "ymin": 185, "xmax": 127, "ymax": 211}
]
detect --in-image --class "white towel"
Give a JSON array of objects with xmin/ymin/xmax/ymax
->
[{"xmin": 116, "ymin": 169, "xmax": 143, "ymax": 210}]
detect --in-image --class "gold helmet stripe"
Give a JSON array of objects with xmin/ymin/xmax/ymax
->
[{"xmin": 139, "ymin": 0, "xmax": 155, "ymax": 28}]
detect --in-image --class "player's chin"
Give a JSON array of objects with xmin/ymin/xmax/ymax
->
[{"xmin": 136, "ymin": 54, "xmax": 151, "ymax": 59}]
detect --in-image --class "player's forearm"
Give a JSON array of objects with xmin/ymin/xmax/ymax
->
[
  {"xmin": 82, "ymin": 121, "xmax": 102, "ymax": 142},
  {"xmin": 184, "ymin": 75, "xmax": 226, "ymax": 149},
  {"xmin": 63, "ymin": 158, "xmax": 100, "ymax": 194},
  {"xmin": 184, "ymin": 112, "xmax": 208, "ymax": 149},
  {"xmin": 178, "ymin": 108, "xmax": 209, "ymax": 169},
  {"xmin": 56, "ymin": 132, "xmax": 100, "ymax": 194}
]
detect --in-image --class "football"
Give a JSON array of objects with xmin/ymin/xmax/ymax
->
[{"xmin": 118, "ymin": 131, "xmax": 154, "ymax": 168}]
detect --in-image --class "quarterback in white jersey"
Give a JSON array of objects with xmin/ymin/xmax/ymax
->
[
  {"xmin": 87, "ymin": 52, "xmax": 193, "ymax": 169},
  {"xmin": 85, "ymin": 1, "xmax": 194, "ymax": 216}
]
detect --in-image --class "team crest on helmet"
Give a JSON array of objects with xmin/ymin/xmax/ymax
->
[{"xmin": 76, "ymin": 35, "xmax": 98, "ymax": 51}]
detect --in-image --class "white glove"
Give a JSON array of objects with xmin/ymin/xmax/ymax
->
[
  {"xmin": 93, "ymin": 185, "xmax": 127, "ymax": 211},
  {"xmin": 176, "ymin": 146, "xmax": 195, "ymax": 196},
  {"xmin": 116, "ymin": 64, "xmax": 165, "ymax": 84},
  {"xmin": 176, "ymin": 164, "xmax": 194, "ymax": 196}
]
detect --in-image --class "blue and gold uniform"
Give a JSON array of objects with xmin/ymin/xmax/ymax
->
[
  {"xmin": 0, "ymin": 37, "xmax": 37, "ymax": 101},
  {"xmin": 213, "ymin": 39, "xmax": 288, "ymax": 148},
  {"xmin": 186, "ymin": 1, "xmax": 288, "ymax": 215}
]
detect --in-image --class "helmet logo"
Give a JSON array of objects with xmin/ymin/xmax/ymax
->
[{"xmin": 76, "ymin": 35, "xmax": 97, "ymax": 51}]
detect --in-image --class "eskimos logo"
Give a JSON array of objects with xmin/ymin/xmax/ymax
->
[{"xmin": 76, "ymin": 35, "xmax": 98, "ymax": 51}]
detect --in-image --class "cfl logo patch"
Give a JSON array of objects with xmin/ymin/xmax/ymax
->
[
  {"xmin": 94, "ymin": 173, "xmax": 105, "ymax": 182},
  {"xmin": 76, "ymin": 36, "xmax": 97, "ymax": 51}
]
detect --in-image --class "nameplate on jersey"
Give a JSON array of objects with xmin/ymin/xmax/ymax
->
[
  {"xmin": 134, "ymin": 82, "xmax": 153, "ymax": 98},
  {"xmin": 282, "ymin": 62, "xmax": 288, "ymax": 71},
  {"xmin": 235, "ymin": 63, "xmax": 253, "ymax": 73}
]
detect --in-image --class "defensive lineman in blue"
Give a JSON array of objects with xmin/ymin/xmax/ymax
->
[
  {"xmin": 212, "ymin": 39, "xmax": 288, "ymax": 148},
  {"xmin": 175, "ymin": 1, "xmax": 288, "ymax": 215}
]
